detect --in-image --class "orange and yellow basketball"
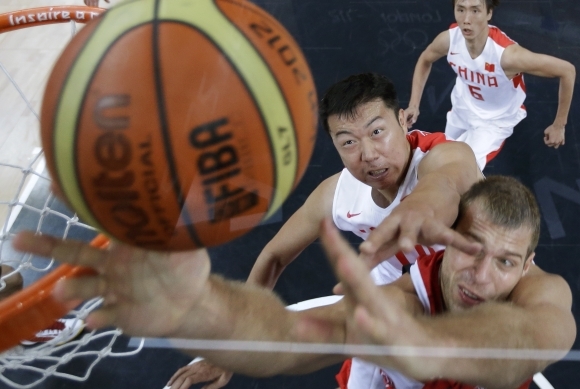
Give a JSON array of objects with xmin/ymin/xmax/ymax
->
[{"xmin": 40, "ymin": 0, "xmax": 317, "ymax": 251}]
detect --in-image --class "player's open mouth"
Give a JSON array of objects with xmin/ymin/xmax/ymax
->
[
  {"xmin": 459, "ymin": 286, "xmax": 483, "ymax": 305},
  {"xmin": 462, "ymin": 28, "xmax": 472, "ymax": 35},
  {"xmin": 368, "ymin": 168, "xmax": 387, "ymax": 178}
]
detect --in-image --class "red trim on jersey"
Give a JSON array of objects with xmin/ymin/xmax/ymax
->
[
  {"xmin": 416, "ymin": 251, "xmax": 446, "ymax": 314},
  {"xmin": 396, "ymin": 252, "xmax": 411, "ymax": 266},
  {"xmin": 485, "ymin": 141, "xmax": 505, "ymax": 163},
  {"xmin": 488, "ymin": 25, "xmax": 515, "ymax": 48},
  {"xmin": 415, "ymin": 245, "xmax": 427, "ymax": 257},
  {"xmin": 449, "ymin": 22, "xmax": 458, "ymax": 29},
  {"xmin": 336, "ymin": 359, "xmax": 351, "ymax": 389},
  {"xmin": 512, "ymin": 73, "xmax": 526, "ymax": 92},
  {"xmin": 380, "ymin": 369, "xmax": 398, "ymax": 388},
  {"xmin": 406, "ymin": 130, "xmax": 449, "ymax": 153}
]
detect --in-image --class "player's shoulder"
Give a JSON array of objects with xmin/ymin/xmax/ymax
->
[
  {"xmin": 417, "ymin": 139, "xmax": 480, "ymax": 178},
  {"xmin": 406, "ymin": 130, "xmax": 450, "ymax": 152},
  {"xmin": 446, "ymin": 23, "xmax": 460, "ymax": 39},
  {"xmin": 487, "ymin": 24, "xmax": 517, "ymax": 48},
  {"xmin": 427, "ymin": 30, "xmax": 451, "ymax": 56},
  {"xmin": 512, "ymin": 264, "xmax": 572, "ymax": 307},
  {"xmin": 314, "ymin": 171, "xmax": 341, "ymax": 196},
  {"xmin": 524, "ymin": 264, "xmax": 570, "ymax": 291},
  {"xmin": 299, "ymin": 173, "xmax": 342, "ymax": 220}
]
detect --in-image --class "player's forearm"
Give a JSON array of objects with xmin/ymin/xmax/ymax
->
[
  {"xmin": 410, "ymin": 167, "xmax": 478, "ymax": 228},
  {"xmin": 408, "ymin": 54, "xmax": 433, "ymax": 108},
  {"xmin": 410, "ymin": 174, "xmax": 459, "ymax": 224},
  {"xmin": 175, "ymin": 275, "xmax": 341, "ymax": 376},
  {"xmin": 246, "ymin": 192, "xmax": 327, "ymax": 289},
  {"xmin": 247, "ymin": 253, "xmax": 285, "ymax": 289},
  {"xmin": 412, "ymin": 142, "xmax": 482, "ymax": 226},
  {"xmin": 389, "ymin": 302, "xmax": 573, "ymax": 388},
  {"xmin": 553, "ymin": 63, "xmax": 575, "ymax": 127}
]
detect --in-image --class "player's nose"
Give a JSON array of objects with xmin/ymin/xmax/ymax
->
[{"xmin": 360, "ymin": 138, "xmax": 379, "ymax": 162}]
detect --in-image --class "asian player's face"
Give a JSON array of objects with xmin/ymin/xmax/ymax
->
[
  {"xmin": 454, "ymin": 0, "xmax": 493, "ymax": 43},
  {"xmin": 327, "ymin": 99, "xmax": 411, "ymax": 201},
  {"xmin": 440, "ymin": 200, "xmax": 534, "ymax": 312}
]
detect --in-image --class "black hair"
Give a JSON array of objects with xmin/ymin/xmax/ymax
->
[
  {"xmin": 452, "ymin": 0, "xmax": 500, "ymax": 13},
  {"xmin": 318, "ymin": 73, "xmax": 400, "ymax": 134}
]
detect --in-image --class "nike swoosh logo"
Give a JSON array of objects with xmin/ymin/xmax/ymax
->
[
  {"xmin": 347, "ymin": 211, "xmax": 361, "ymax": 218},
  {"xmin": 450, "ymin": 52, "xmax": 460, "ymax": 55}
]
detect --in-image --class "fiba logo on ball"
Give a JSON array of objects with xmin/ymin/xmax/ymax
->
[{"xmin": 41, "ymin": 0, "xmax": 317, "ymax": 251}]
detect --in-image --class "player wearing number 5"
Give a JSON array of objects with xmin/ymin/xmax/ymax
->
[{"xmin": 404, "ymin": 0, "xmax": 575, "ymax": 170}]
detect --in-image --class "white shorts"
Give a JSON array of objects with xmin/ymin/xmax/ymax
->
[{"xmin": 444, "ymin": 109, "xmax": 524, "ymax": 170}]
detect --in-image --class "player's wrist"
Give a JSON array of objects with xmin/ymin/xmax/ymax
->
[{"xmin": 552, "ymin": 120, "xmax": 566, "ymax": 129}]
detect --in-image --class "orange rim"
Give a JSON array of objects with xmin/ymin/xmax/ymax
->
[
  {"xmin": 0, "ymin": 6, "xmax": 105, "ymax": 34},
  {"xmin": 0, "ymin": 234, "xmax": 109, "ymax": 351}
]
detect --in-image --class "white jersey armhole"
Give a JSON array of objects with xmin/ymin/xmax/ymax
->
[
  {"xmin": 410, "ymin": 263, "xmax": 431, "ymax": 314},
  {"xmin": 332, "ymin": 168, "xmax": 347, "ymax": 228}
]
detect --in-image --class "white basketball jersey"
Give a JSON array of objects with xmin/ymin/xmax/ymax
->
[
  {"xmin": 370, "ymin": 253, "xmax": 444, "ymax": 389},
  {"xmin": 333, "ymin": 130, "xmax": 447, "ymax": 285},
  {"xmin": 333, "ymin": 131, "xmax": 448, "ymax": 389},
  {"xmin": 447, "ymin": 24, "xmax": 526, "ymax": 124}
]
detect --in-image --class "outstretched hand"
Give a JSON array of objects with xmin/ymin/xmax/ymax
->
[
  {"xmin": 12, "ymin": 231, "xmax": 211, "ymax": 337},
  {"xmin": 320, "ymin": 219, "xmax": 419, "ymax": 351},
  {"xmin": 358, "ymin": 204, "xmax": 481, "ymax": 269},
  {"xmin": 167, "ymin": 359, "xmax": 233, "ymax": 389}
]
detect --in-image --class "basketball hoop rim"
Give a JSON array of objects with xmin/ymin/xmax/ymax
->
[
  {"xmin": 0, "ymin": 234, "xmax": 108, "ymax": 352},
  {"xmin": 0, "ymin": 6, "xmax": 105, "ymax": 34}
]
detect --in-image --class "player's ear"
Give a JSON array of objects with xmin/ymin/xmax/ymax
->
[
  {"xmin": 522, "ymin": 252, "xmax": 534, "ymax": 276},
  {"xmin": 487, "ymin": 8, "xmax": 493, "ymax": 21},
  {"xmin": 398, "ymin": 108, "xmax": 407, "ymax": 131}
]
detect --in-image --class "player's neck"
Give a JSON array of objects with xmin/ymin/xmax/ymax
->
[
  {"xmin": 464, "ymin": 25, "xmax": 489, "ymax": 59},
  {"xmin": 372, "ymin": 187, "xmax": 396, "ymax": 208}
]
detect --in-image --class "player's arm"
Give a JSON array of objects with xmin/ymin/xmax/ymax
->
[
  {"xmin": 168, "ymin": 175, "xmax": 339, "ymax": 389},
  {"xmin": 178, "ymin": 276, "xmax": 350, "ymax": 377},
  {"xmin": 323, "ymin": 219, "xmax": 575, "ymax": 389},
  {"xmin": 405, "ymin": 31, "xmax": 450, "ymax": 127},
  {"xmin": 13, "ymin": 231, "xmax": 348, "ymax": 377},
  {"xmin": 353, "ymin": 272, "xmax": 574, "ymax": 388},
  {"xmin": 246, "ymin": 173, "xmax": 339, "ymax": 289},
  {"xmin": 406, "ymin": 265, "xmax": 576, "ymax": 388},
  {"xmin": 501, "ymin": 44, "xmax": 575, "ymax": 148},
  {"xmin": 360, "ymin": 141, "xmax": 483, "ymax": 267}
]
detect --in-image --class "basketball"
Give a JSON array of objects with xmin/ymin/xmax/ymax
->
[{"xmin": 40, "ymin": 0, "xmax": 317, "ymax": 251}]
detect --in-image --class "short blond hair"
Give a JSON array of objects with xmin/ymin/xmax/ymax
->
[{"xmin": 457, "ymin": 176, "xmax": 540, "ymax": 257}]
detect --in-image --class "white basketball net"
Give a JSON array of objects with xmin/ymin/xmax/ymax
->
[{"xmin": 0, "ymin": 5, "xmax": 143, "ymax": 388}]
